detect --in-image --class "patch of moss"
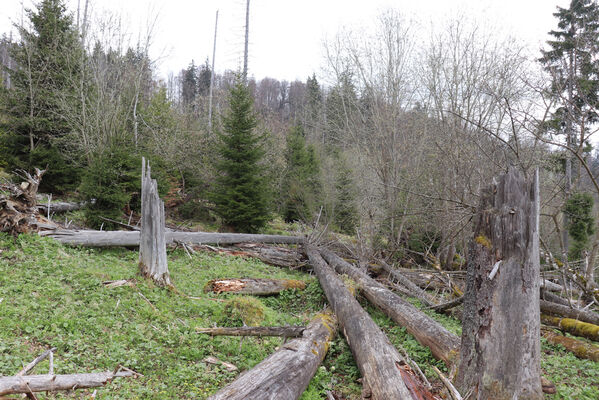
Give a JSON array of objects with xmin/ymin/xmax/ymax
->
[
  {"xmin": 221, "ymin": 296, "xmax": 265, "ymax": 326},
  {"xmin": 475, "ymin": 234, "xmax": 492, "ymax": 249}
]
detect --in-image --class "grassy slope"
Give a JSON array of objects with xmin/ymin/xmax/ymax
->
[{"xmin": 0, "ymin": 233, "xmax": 597, "ymax": 399}]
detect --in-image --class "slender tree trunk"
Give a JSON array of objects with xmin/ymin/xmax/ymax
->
[{"xmin": 457, "ymin": 168, "xmax": 543, "ymax": 400}]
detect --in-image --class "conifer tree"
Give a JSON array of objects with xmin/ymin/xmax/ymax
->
[
  {"xmin": 211, "ymin": 77, "xmax": 270, "ymax": 233},
  {"xmin": 334, "ymin": 156, "xmax": 358, "ymax": 235}
]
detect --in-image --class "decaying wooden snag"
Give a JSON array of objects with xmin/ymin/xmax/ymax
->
[
  {"xmin": 540, "ymin": 299, "xmax": 599, "ymax": 326},
  {"xmin": 541, "ymin": 327, "xmax": 599, "ymax": 362},
  {"xmin": 305, "ymin": 246, "xmax": 414, "ymax": 400},
  {"xmin": 320, "ymin": 248, "xmax": 460, "ymax": 367},
  {"xmin": 541, "ymin": 315, "xmax": 599, "ymax": 342},
  {"xmin": 207, "ymin": 311, "xmax": 336, "ymax": 400},
  {"xmin": 139, "ymin": 158, "xmax": 170, "ymax": 286},
  {"xmin": 457, "ymin": 168, "xmax": 543, "ymax": 399},
  {"xmin": 203, "ymin": 278, "xmax": 306, "ymax": 295},
  {"xmin": 41, "ymin": 229, "xmax": 303, "ymax": 247},
  {"xmin": 197, "ymin": 326, "xmax": 305, "ymax": 337},
  {"xmin": 0, "ymin": 370, "xmax": 136, "ymax": 396}
]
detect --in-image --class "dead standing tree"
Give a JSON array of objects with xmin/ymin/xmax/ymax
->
[
  {"xmin": 456, "ymin": 168, "xmax": 543, "ymax": 399},
  {"xmin": 139, "ymin": 158, "xmax": 170, "ymax": 286}
]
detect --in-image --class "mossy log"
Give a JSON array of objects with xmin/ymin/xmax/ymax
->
[
  {"xmin": 541, "ymin": 328, "xmax": 599, "ymax": 362},
  {"xmin": 320, "ymin": 248, "xmax": 460, "ymax": 367},
  {"xmin": 207, "ymin": 312, "xmax": 336, "ymax": 400},
  {"xmin": 306, "ymin": 246, "xmax": 414, "ymax": 400},
  {"xmin": 197, "ymin": 326, "xmax": 305, "ymax": 337},
  {"xmin": 204, "ymin": 278, "xmax": 306, "ymax": 295},
  {"xmin": 541, "ymin": 315, "xmax": 599, "ymax": 342},
  {"xmin": 540, "ymin": 299, "xmax": 599, "ymax": 326}
]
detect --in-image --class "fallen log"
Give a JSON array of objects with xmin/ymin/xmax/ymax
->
[
  {"xmin": 430, "ymin": 296, "xmax": 464, "ymax": 313},
  {"xmin": 541, "ymin": 315, "xmax": 599, "ymax": 342},
  {"xmin": 305, "ymin": 246, "xmax": 414, "ymax": 399},
  {"xmin": 540, "ymin": 289, "xmax": 572, "ymax": 306},
  {"xmin": 197, "ymin": 326, "xmax": 305, "ymax": 337},
  {"xmin": 207, "ymin": 312, "xmax": 336, "ymax": 400},
  {"xmin": 320, "ymin": 249, "xmax": 460, "ymax": 367},
  {"xmin": 40, "ymin": 229, "xmax": 304, "ymax": 247},
  {"xmin": 541, "ymin": 328, "xmax": 599, "ymax": 362},
  {"xmin": 37, "ymin": 201, "xmax": 84, "ymax": 214},
  {"xmin": 0, "ymin": 370, "xmax": 136, "ymax": 396},
  {"xmin": 378, "ymin": 261, "xmax": 437, "ymax": 307},
  {"xmin": 195, "ymin": 243, "xmax": 307, "ymax": 269},
  {"xmin": 540, "ymin": 299, "xmax": 599, "ymax": 326},
  {"xmin": 204, "ymin": 278, "xmax": 306, "ymax": 295}
]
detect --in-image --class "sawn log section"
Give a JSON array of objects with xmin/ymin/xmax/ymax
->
[{"xmin": 207, "ymin": 312, "xmax": 336, "ymax": 400}]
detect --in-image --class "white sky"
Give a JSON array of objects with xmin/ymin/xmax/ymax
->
[{"xmin": 0, "ymin": 0, "xmax": 571, "ymax": 82}]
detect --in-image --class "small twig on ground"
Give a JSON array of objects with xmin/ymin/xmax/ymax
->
[
  {"xmin": 137, "ymin": 292, "xmax": 158, "ymax": 312},
  {"xmin": 18, "ymin": 348, "xmax": 57, "ymax": 376},
  {"xmin": 432, "ymin": 365, "xmax": 462, "ymax": 400}
]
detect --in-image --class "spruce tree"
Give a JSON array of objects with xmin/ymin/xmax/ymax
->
[
  {"xmin": 334, "ymin": 156, "xmax": 358, "ymax": 235},
  {"xmin": 211, "ymin": 77, "xmax": 270, "ymax": 233}
]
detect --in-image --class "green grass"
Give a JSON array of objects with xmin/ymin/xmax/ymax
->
[{"xmin": 0, "ymin": 233, "xmax": 598, "ymax": 399}]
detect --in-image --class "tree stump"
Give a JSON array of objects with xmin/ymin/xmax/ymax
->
[
  {"xmin": 456, "ymin": 168, "xmax": 543, "ymax": 399},
  {"xmin": 139, "ymin": 158, "xmax": 170, "ymax": 286}
]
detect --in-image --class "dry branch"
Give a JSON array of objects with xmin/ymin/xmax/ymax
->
[
  {"xmin": 207, "ymin": 312, "xmax": 336, "ymax": 400},
  {"xmin": 204, "ymin": 278, "xmax": 306, "ymax": 295},
  {"xmin": 197, "ymin": 326, "xmax": 305, "ymax": 337}
]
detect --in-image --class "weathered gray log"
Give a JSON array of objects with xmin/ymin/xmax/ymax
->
[
  {"xmin": 40, "ymin": 230, "xmax": 303, "ymax": 247},
  {"xmin": 540, "ymin": 289, "xmax": 571, "ymax": 306},
  {"xmin": 204, "ymin": 278, "xmax": 306, "ymax": 295},
  {"xmin": 457, "ymin": 168, "xmax": 543, "ymax": 399},
  {"xmin": 321, "ymin": 248, "xmax": 460, "ymax": 367},
  {"xmin": 430, "ymin": 295, "xmax": 464, "ymax": 313},
  {"xmin": 540, "ymin": 299, "xmax": 599, "ymax": 326},
  {"xmin": 139, "ymin": 158, "xmax": 170, "ymax": 286},
  {"xmin": 37, "ymin": 201, "xmax": 84, "ymax": 214},
  {"xmin": 197, "ymin": 326, "xmax": 305, "ymax": 337},
  {"xmin": 195, "ymin": 243, "xmax": 307, "ymax": 269},
  {"xmin": 207, "ymin": 312, "xmax": 336, "ymax": 400},
  {"xmin": 305, "ymin": 246, "xmax": 413, "ymax": 400},
  {"xmin": 0, "ymin": 370, "xmax": 135, "ymax": 395},
  {"xmin": 378, "ymin": 261, "xmax": 437, "ymax": 307}
]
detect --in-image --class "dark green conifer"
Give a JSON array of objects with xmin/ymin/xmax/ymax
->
[{"xmin": 334, "ymin": 156, "xmax": 358, "ymax": 235}]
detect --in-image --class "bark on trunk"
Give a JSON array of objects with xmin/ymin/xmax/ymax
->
[
  {"xmin": 305, "ymin": 246, "xmax": 413, "ymax": 400},
  {"xmin": 540, "ymin": 299, "xmax": 599, "ymax": 325},
  {"xmin": 541, "ymin": 328, "xmax": 599, "ymax": 362},
  {"xmin": 204, "ymin": 278, "xmax": 306, "ymax": 295},
  {"xmin": 457, "ymin": 168, "xmax": 543, "ymax": 400},
  {"xmin": 0, "ymin": 371, "xmax": 135, "ymax": 396},
  {"xmin": 207, "ymin": 312, "xmax": 336, "ymax": 400},
  {"xmin": 320, "ymin": 248, "xmax": 460, "ymax": 367},
  {"xmin": 139, "ymin": 158, "xmax": 170, "ymax": 286},
  {"xmin": 197, "ymin": 326, "xmax": 305, "ymax": 337},
  {"xmin": 40, "ymin": 230, "xmax": 303, "ymax": 247},
  {"xmin": 541, "ymin": 315, "xmax": 599, "ymax": 342}
]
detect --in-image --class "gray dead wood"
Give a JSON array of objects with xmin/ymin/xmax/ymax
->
[
  {"xmin": 540, "ymin": 299, "xmax": 599, "ymax": 326},
  {"xmin": 195, "ymin": 243, "xmax": 306, "ymax": 269},
  {"xmin": 37, "ymin": 201, "xmax": 84, "ymax": 214},
  {"xmin": 207, "ymin": 312, "xmax": 336, "ymax": 400},
  {"xmin": 0, "ymin": 370, "xmax": 135, "ymax": 396},
  {"xmin": 430, "ymin": 296, "xmax": 464, "ymax": 312},
  {"xmin": 197, "ymin": 326, "xmax": 305, "ymax": 337},
  {"xmin": 320, "ymin": 248, "xmax": 460, "ymax": 367},
  {"xmin": 139, "ymin": 158, "xmax": 170, "ymax": 286},
  {"xmin": 378, "ymin": 261, "xmax": 437, "ymax": 307},
  {"xmin": 18, "ymin": 348, "xmax": 57, "ymax": 376},
  {"xmin": 40, "ymin": 230, "xmax": 303, "ymax": 247},
  {"xmin": 204, "ymin": 278, "xmax": 306, "ymax": 295},
  {"xmin": 456, "ymin": 168, "xmax": 543, "ymax": 400},
  {"xmin": 305, "ymin": 246, "xmax": 413, "ymax": 400},
  {"xmin": 540, "ymin": 289, "xmax": 572, "ymax": 306}
]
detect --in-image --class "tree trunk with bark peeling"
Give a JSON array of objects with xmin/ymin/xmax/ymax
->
[
  {"xmin": 305, "ymin": 246, "xmax": 414, "ymax": 400},
  {"xmin": 456, "ymin": 168, "xmax": 543, "ymax": 400},
  {"xmin": 203, "ymin": 278, "xmax": 306, "ymax": 295},
  {"xmin": 207, "ymin": 311, "xmax": 336, "ymax": 400}
]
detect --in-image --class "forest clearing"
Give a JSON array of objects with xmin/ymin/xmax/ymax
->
[{"xmin": 2, "ymin": 0, "xmax": 599, "ymax": 399}]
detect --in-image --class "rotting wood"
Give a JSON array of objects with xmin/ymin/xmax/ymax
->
[
  {"xmin": 197, "ymin": 326, "xmax": 305, "ymax": 337},
  {"xmin": 541, "ymin": 314, "xmax": 599, "ymax": 342},
  {"xmin": 203, "ymin": 278, "xmax": 306, "ymax": 295},
  {"xmin": 207, "ymin": 311, "xmax": 337, "ymax": 400},
  {"xmin": 320, "ymin": 248, "xmax": 460, "ymax": 367},
  {"xmin": 139, "ymin": 158, "xmax": 170, "ymax": 286},
  {"xmin": 540, "ymin": 299, "xmax": 599, "ymax": 325},
  {"xmin": 40, "ymin": 229, "xmax": 304, "ymax": 247},
  {"xmin": 305, "ymin": 246, "xmax": 414, "ymax": 400},
  {"xmin": 541, "ymin": 327, "xmax": 599, "ymax": 362},
  {"xmin": 0, "ymin": 370, "xmax": 137, "ymax": 396},
  {"xmin": 456, "ymin": 168, "xmax": 543, "ymax": 399}
]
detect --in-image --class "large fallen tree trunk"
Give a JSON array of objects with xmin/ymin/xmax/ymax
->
[
  {"xmin": 305, "ymin": 246, "xmax": 413, "ymax": 400},
  {"xmin": 194, "ymin": 243, "xmax": 307, "ymax": 269},
  {"xmin": 320, "ymin": 249, "xmax": 460, "ymax": 367},
  {"xmin": 207, "ymin": 312, "xmax": 336, "ymax": 400},
  {"xmin": 197, "ymin": 326, "xmax": 305, "ymax": 337},
  {"xmin": 37, "ymin": 201, "xmax": 84, "ymax": 214},
  {"xmin": 204, "ymin": 278, "xmax": 306, "ymax": 295},
  {"xmin": 378, "ymin": 261, "xmax": 437, "ymax": 307},
  {"xmin": 0, "ymin": 370, "xmax": 136, "ymax": 396},
  {"xmin": 541, "ymin": 315, "xmax": 599, "ymax": 342},
  {"xmin": 541, "ymin": 328, "xmax": 599, "ymax": 362},
  {"xmin": 540, "ymin": 299, "xmax": 599, "ymax": 326},
  {"xmin": 40, "ymin": 229, "xmax": 303, "ymax": 247}
]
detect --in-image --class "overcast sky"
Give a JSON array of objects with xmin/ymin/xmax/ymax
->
[{"xmin": 0, "ymin": 0, "xmax": 571, "ymax": 82}]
